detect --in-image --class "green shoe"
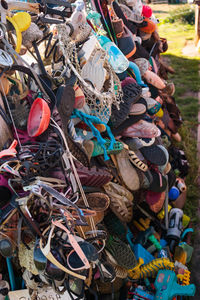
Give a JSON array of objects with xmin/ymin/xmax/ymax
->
[
  {"xmin": 92, "ymin": 139, "xmax": 123, "ymax": 157},
  {"xmin": 105, "ymin": 235, "xmax": 137, "ymax": 270}
]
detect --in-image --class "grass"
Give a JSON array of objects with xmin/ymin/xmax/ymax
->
[{"xmin": 151, "ymin": 4, "xmax": 200, "ymax": 221}]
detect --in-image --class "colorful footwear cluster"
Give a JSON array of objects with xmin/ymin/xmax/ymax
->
[{"xmin": 0, "ymin": 0, "xmax": 195, "ymax": 299}]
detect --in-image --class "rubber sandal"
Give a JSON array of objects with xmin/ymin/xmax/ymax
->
[
  {"xmin": 128, "ymin": 149, "xmax": 148, "ymax": 172},
  {"xmin": 123, "ymin": 137, "xmax": 168, "ymax": 166},
  {"xmin": 103, "ymin": 182, "xmax": 133, "ymax": 223},
  {"xmin": 110, "ymin": 82, "xmax": 142, "ymax": 129},
  {"xmin": 111, "ymin": 113, "xmax": 146, "ymax": 137},
  {"xmin": 147, "ymin": 100, "xmax": 161, "ymax": 116},
  {"xmin": 143, "ymin": 70, "xmax": 166, "ymax": 90},
  {"xmin": 92, "ymin": 139, "xmax": 124, "ymax": 157},
  {"xmin": 134, "ymin": 58, "xmax": 149, "ymax": 76},
  {"xmin": 105, "ymin": 250, "xmax": 128, "ymax": 279},
  {"xmin": 129, "ymin": 102, "xmax": 147, "ymax": 116},
  {"xmin": 105, "ymin": 235, "xmax": 137, "ymax": 270}
]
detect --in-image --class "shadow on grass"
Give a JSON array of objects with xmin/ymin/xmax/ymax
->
[
  {"xmin": 165, "ymin": 54, "xmax": 199, "ymax": 213},
  {"xmin": 164, "ymin": 54, "xmax": 199, "ymax": 297},
  {"xmin": 165, "ymin": 54, "xmax": 199, "ymax": 121}
]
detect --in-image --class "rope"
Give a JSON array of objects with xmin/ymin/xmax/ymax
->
[{"xmin": 71, "ymin": 109, "xmax": 115, "ymax": 161}]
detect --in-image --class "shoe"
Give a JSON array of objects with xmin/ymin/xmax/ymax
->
[
  {"xmin": 115, "ymin": 148, "xmax": 140, "ymax": 191},
  {"xmin": 122, "ymin": 120, "xmax": 161, "ymax": 138},
  {"xmin": 106, "ymin": 235, "xmax": 137, "ymax": 270},
  {"xmin": 103, "ymin": 182, "xmax": 133, "ymax": 223}
]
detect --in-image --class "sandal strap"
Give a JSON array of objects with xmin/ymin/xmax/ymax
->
[{"xmin": 128, "ymin": 150, "xmax": 148, "ymax": 171}]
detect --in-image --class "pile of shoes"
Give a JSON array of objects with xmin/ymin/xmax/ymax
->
[{"xmin": 0, "ymin": 0, "xmax": 196, "ymax": 299}]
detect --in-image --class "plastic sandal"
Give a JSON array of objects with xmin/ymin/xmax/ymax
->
[
  {"xmin": 128, "ymin": 149, "xmax": 148, "ymax": 172},
  {"xmin": 103, "ymin": 182, "xmax": 133, "ymax": 223},
  {"xmin": 92, "ymin": 139, "xmax": 124, "ymax": 157},
  {"xmin": 105, "ymin": 235, "xmax": 137, "ymax": 270},
  {"xmin": 105, "ymin": 250, "xmax": 128, "ymax": 279}
]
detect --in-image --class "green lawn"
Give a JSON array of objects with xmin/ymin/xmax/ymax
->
[{"xmin": 151, "ymin": 4, "xmax": 199, "ymax": 221}]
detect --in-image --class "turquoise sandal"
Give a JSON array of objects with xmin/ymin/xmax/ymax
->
[{"xmin": 92, "ymin": 139, "xmax": 124, "ymax": 157}]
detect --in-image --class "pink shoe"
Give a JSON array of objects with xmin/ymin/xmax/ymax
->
[
  {"xmin": 143, "ymin": 70, "xmax": 166, "ymax": 90},
  {"xmin": 122, "ymin": 119, "xmax": 161, "ymax": 138},
  {"xmin": 121, "ymin": 77, "xmax": 137, "ymax": 87}
]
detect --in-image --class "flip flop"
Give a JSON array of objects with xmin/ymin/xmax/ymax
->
[
  {"xmin": 129, "ymin": 97, "xmax": 147, "ymax": 115},
  {"xmin": 111, "ymin": 113, "xmax": 146, "ymax": 137}
]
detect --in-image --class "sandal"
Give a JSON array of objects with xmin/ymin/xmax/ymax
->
[
  {"xmin": 123, "ymin": 144, "xmax": 148, "ymax": 172},
  {"xmin": 103, "ymin": 182, "xmax": 133, "ymax": 223},
  {"xmin": 103, "ymin": 211, "xmax": 127, "ymax": 242},
  {"xmin": 113, "ymin": 149, "xmax": 141, "ymax": 191},
  {"xmin": 105, "ymin": 235, "xmax": 137, "ymax": 270},
  {"xmin": 105, "ymin": 250, "xmax": 128, "ymax": 279},
  {"xmin": 92, "ymin": 139, "xmax": 124, "ymax": 157},
  {"xmin": 129, "ymin": 150, "xmax": 148, "ymax": 172}
]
